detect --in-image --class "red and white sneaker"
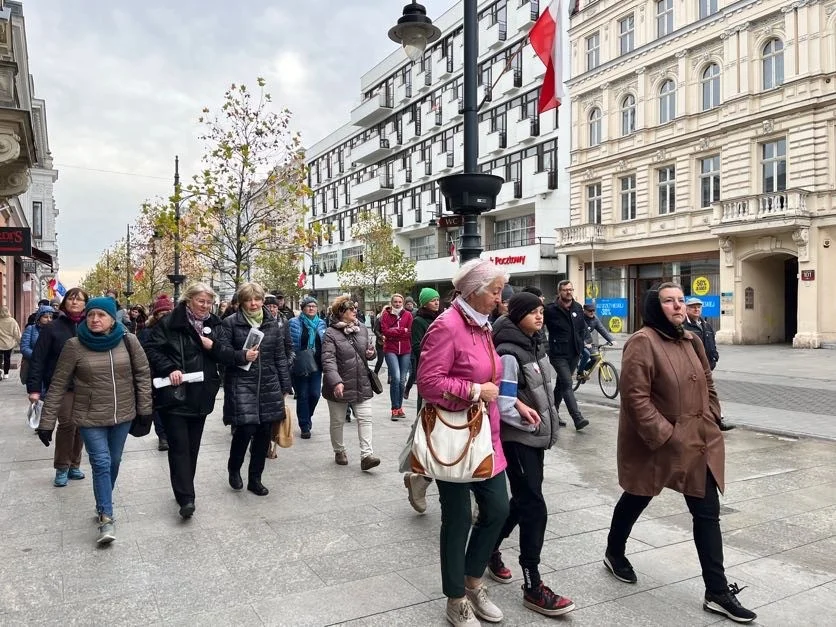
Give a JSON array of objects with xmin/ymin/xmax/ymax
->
[
  {"xmin": 523, "ymin": 582, "xmax": 575, "ymax": 617},
  {"xmin": 487, "ymin": 551, "xmax": 513, "ymax": 583}
]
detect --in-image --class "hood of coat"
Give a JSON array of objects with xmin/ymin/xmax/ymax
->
[
  {"xmin": 641, "ymin": 289, "xmax": 686, "ymax": 341},
  {"xmin": 492, "ymin": 315, "xmax": 537, "ymax": 352}
]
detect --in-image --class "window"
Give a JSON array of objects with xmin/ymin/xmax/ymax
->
[
  {"xmin": 32, "ymin": 201, "xmax": 43, "ymax": 239},
  {"xmin": 620, "ymin": 176, "xmax": 636, "ymax": 220},
  {"xmin": 586, "ymin": 32, "xmax": 600, "ymax": 70},
  {"xmin": 699, "ymin": 0, "xmax": 718, "ymax": 19},
  {"xmin": 587, "ymin": 183, "xmax": 602, "ymax": 224},
  {"xmin": 619, "ymin": 15, "xmax": 635, "ymax": 55},
  {"xmin": 699, "ymin": 155, "xmax": 721, "ymax": 207},
  {"xmin": 701, "ymin": 63, "xmax": 720, "ymax": 110},
  {"xmin": 494, "ymin": 214, "xmax": 535, "ymax": 248},
  {"xmin": 588, "ymin": 107, "xmax": 602, "ymax": 146},
  {"xmin": 659, "ymin": 79, "xmax": 676, "ymax": 123},
  {"xmin": 620, "ymin": 95, "xmax": 636, "ymax": 136},
  {"xmin": 762, "ymin": 139, "xmax": 787, "ymax": 193},
  {"xmin": 658, "ymin": 166, "xmax": 676, "ymax": 214},
  {"xmin": 762, "ymin": 39, "xmax": 784, "ymax": 89},
  {"xmin": 342, "ymin": 246, "xmax": 364, "ymax": 268},
  {"xmin": 409, "ymin": 234, "xmax": 436, "ymax": 261},
  {"xmin": 656, "ymin": 0, "xmax": 673, "ymax": 37}
]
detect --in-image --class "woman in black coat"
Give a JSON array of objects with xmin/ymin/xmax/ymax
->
[
  {"xmin": 144, "ymin": 283, "xmax": 237, "ymax": 519},
  {"xmin": 217, "ymin": 282, "xmax": 292, "ymax": 497}
]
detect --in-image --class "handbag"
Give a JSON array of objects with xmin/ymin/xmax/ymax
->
[
  {"xmin": 278, "ymin": 404, "xmax": 294, "ymax": 448},
  {"xmin": 292, "ymin": 348, "xmax": 318, "ymax": 377},
  {"xmin": 349, "ymin": 336, "xmax": 382, "ymax": 395}
]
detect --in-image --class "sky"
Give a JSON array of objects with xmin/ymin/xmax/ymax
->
[{"xmin": 23, "ymin": 0, "xmax": 459, "ymax": 287}]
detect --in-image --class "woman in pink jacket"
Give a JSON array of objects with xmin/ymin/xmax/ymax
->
[
  {"xmin": 417, "ymin": 258, "xmax": 510, "ymax": 627},
  {"xmin": 379, "ymin": 293, "xmax": 413, "ymax": 419}
]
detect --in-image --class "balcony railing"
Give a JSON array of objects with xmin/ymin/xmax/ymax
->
[
  {"xmin": 556, "ymin": 224, "xmax": 607, "ymax": 247},
  {"xmin": 713, "ymin": 189, "xmax": 809, "ymax": 224},
  {"xmin": 482, "ymin": 236, "xmax": 557, "ymax": 255}
]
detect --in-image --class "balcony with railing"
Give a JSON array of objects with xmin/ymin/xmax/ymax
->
[
  {"xmin": 711, "ymin": 189, "xmax": 811, "ymax": 235},
  {"xmin": 556, "ymin": 224, "xmax": 607, "ymax": 248},
  {"xmin": 352, "ymin": 135, "xmax": 393, "ymax": 164},
  {"xmin": 354, "ymin": 173, "xmax": 394, "ymax": 202},
  {"xmin": 350, "ymin": 90, "xmax": 394, "ymax": 127}
]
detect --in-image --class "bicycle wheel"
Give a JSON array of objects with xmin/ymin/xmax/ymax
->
[{"xmin": 598, "ymin": 362, "xmax": 620, "ymax": 399}]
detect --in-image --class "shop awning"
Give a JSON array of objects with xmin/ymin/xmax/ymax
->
[{"xmin": 29, "ymin": 247, "xmax": 53, "ymax": 271}]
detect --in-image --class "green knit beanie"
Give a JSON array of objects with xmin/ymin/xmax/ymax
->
[{"xmin": 419, "ymin": 287, "xmax": 440, "ymax": 307}]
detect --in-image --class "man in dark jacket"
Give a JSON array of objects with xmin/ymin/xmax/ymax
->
[
  {"xmin": 685, "ymin": 297, "xmax": 733, "ymax": 431},
  {"xmin": 543, "ymin": 280, "xmax": 589, "ymax": 430},
  {"xmin": 275, "ymin": 292, "xmax": 294, "ymax": 321}
]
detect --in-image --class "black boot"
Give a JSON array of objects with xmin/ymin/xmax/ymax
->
[
  {"xmin": 247, "ymin": 479, "xmax": 269, "ymax": 496},
  {"xmin": 228, "ymin": 471, "xmax": 243, "ymax": 490}
]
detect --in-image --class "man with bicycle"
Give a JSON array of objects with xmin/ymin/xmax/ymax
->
[{"xmin": 577, "ymin": 303, "xmax": 616, "ymax": 379}]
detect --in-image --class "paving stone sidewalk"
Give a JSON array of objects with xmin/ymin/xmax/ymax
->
[{"xmin": 0, "ymin": 376, "xmax": 834, "ymax": 625}]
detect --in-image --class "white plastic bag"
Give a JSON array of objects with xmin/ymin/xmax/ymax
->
[{"xmin": 27, "ymin": 400, "xmax": 43, "ymax": 429}]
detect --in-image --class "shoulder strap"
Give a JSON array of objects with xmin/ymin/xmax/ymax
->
[{"xmin": 348, "ymin": 335, "xmax": 373, "ymax": 373}]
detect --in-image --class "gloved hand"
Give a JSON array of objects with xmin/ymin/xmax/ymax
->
[
  {"xmin": 37, "ymin": 429, "xmax": 53, "ymax": 447},
  {"xmin": 135, "ymin": 414, "xmax": 153, "ymax": 426}
]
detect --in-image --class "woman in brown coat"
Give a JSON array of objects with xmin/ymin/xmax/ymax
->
[
  {"xmin": 321, "ymin": 295, "xmax": 379, "ymax": 470},
  {"xmin": 603, "ymin": 283, "xmax": 756, "ymax": 624}
]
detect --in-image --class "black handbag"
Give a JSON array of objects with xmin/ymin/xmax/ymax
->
[
  {"xmin": 349, "ymin": 337, "xmax": 383, "ymax": 395},
  {"xmin": 292, "ymin": 348, "xmax": 318, "ymax": 377}
]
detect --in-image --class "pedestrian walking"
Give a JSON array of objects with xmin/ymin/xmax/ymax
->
[
  {"xmin": 265, "ymin": 294, "xmax": 295, "ymax": 366},
  {"xmin": 275, "ymin": 292, "xmax": 294, "ymax": 321},
  {"xmin": 124, "ymin": 304, "xmax": 147, "ymax": 334},
  {"xmin": 217, "ymin": 282, "xmax": 293, "ymax": 496},
  {"xmin": 139, "ymin": 294, "xmax": 175, "ymax": 451},
  {"xmin": 35, "ymin": 296, "xmax": 153, "ymax": 545},
  {"xmin": 288, "ymin": 295, "xmax": 326, "ymax": 439},
  {"xmin": 26, "ymin": 287, "xmax": 89, "ymax": 487},
  {"xmin": 603, "ymin": 283, "xmax": 756, "ymax": 623},
  {"xmin": 20, "ymin": 304, "xmax": 54, "ymax": 366},
  {"xmin": 320, "ymin": 296, "xmax": 380, "ymax": 470},
  {"xmin": 487, "ymin": 293, "xmax": 575, "ymax": 616},
  {"xmin": 380, "ymin": 293, "xmax": 413, "ymax": 420},
  {"xmin": 0, "ymin": 306, "xmax": 21, "ymax": 379},
  {"xmin": 416, "ymin": 258, "xmax": 510, "ymax": 627},
  {"xmin": 372, "ymin": 305, "xmax": 385, "ymax": 376},
  {"xmin": 543, "ymin": 280, "xmax": 589, "ymax": 430},
  {"xmin": 144, "ymin": 282, "xmax": 234, "ymax": 519}
]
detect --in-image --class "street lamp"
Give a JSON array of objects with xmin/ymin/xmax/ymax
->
[
  {"xmin": 168, "ymin": 155, "xmax": 187, "ymax": 300},
  {"xmin": 122, "ymin": 225, "xmax": 134, "ymax": 306},
  {"xmin": 389, "ymin": 1, "xmax": 504, "ymax": 264}
]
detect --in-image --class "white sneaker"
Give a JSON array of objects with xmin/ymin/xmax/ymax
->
[
  {"xmin": 2, "ymin": 373, "xmax": 7, "ymax": 379},
  {"xmin": 446, "ymin": 597, "xmax": 480, "ymax": 627},
  {"xmin": 404, "ymin": 473, "xmax": 430, "ymax": 514},
  {"xmin": 97, "ymin": 515, "xmax": 115, "ymax": 545},
  {"xmin": 465, "ymin": 583, "xmax": 503, "ymax": 623}
]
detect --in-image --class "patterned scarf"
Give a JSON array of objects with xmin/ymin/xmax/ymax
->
[
  {"xmin": 332, "ymin": 320, "xmax": 359, "ymax": 335},
  {"xmin": 186, "ymin": 305, "xmax": 211, "ymax": 334}
]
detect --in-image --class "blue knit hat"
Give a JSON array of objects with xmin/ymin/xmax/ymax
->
[{"xmin": 85, "ymin": 296, "xmax": 118, "ymax": 320}]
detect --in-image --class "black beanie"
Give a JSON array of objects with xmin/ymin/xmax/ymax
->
[{"xmin": 508, "ymin": 292, "xmax": 543, "ymax": 325}]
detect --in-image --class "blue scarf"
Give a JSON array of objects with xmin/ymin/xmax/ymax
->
[
  {"xmin": 76, "ymin": 319, "xmax": 127, "ymax": 352},
  {"xmin": 302, "ymin": 314, "xmax": 320, "ymax": 350}
]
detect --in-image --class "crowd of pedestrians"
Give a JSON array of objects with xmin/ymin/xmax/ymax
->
[{"xmin": 10, "ymin": 265, "xmax": 755, "ymax": 625}]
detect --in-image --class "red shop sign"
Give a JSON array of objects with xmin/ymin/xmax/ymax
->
[{"xmin": 0, "ymin": 227, "xmax": 32, "ymax": 256}]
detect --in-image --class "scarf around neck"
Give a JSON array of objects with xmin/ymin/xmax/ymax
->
[
  {"xmin": 76, "ymin": 319, "xmax": 127, "ymax": 352},
  {"xmin": 642, "ymin": 289, "xmax": 685, "ymax": 340},
  {"xmin": 65, "ymin": 311, "xmax": 85, "ymax": 324},
  {"xmin": 186, "ymin": 305, "xmax": 210, "ymax": 334},
  {"xmin": 455, "ymin": 296, "xmax": 490, "ymax": 329},
  {"xmin": 332, "ymin": 320, "xmax": 359, "ymax": 335},
  {"xmin": 302, "ymin": 314, "xmax": 320, "ymax": 349},
  {"xmin": 243, "ymin": 308, "xmax": 264, "ymax": 328}
]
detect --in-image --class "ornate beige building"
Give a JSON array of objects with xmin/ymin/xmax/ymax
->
[{"xmin": 559, "ymin": 0, "xmax": 836, "ymax": 347}]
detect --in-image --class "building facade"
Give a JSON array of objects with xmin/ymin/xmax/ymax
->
[
  {"xmin": 305, "ymin": 0, "xmax": 571, "ymax": 309},
  {"xmin": 560, "ymin": 0, "xmax": 836, "ymax": 347}
]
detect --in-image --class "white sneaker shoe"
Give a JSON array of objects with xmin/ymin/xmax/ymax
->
[
  {"xmin": 404, "ymin": 473, "xmax": 430, "ymax": 513},
  {"xmin": 446, "ymin": 597, "xmax": 480, "ymax": 627},
  {"xmin": 465, "ymin": 583, "xmax": 503, "ymax": 623}
]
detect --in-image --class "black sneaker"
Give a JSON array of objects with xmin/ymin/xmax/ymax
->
[
  {"xmin": 704, "ymin": 583, "xmax": 757, "ymax": 623},
  {"xmin": 603, "ymin": 550, "xmax": 637, "ymax": 583},
  {"xmin": 719, "ymin": 419, "xmax": 735, "ymax": 432},
  {"xmin": 300, "ymin": 431, "xmax": 311, "ymax": 439},
  {"xmin": 575, "ymin": 418, "xmax": 590, "ymax": 431}
]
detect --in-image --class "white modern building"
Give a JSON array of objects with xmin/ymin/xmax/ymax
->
[{"xmin": 304, "ymin": 0, "xmax": 572, "ymax": 306}]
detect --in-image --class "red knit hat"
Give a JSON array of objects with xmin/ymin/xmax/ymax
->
[{"xmin": 152, "ymin": 294, "xmax": 174, "ymax": 315}]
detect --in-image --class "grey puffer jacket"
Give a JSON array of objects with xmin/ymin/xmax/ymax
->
[{"xmin": 321, "ymin": 323, "xmax": 374, "ymax": 404}]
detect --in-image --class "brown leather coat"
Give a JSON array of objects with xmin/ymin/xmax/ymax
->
[
  {"xmin": 40, "ymin": 334, "xmax": 153, "ymax": 430},
  {"xmin": 617, "ymin": 327, "xmax": 724, "ymax": 498}
]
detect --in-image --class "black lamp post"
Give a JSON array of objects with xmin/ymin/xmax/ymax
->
[
  {"xmin": 389, "ymin": 1, "xmax": 504, "ymax": 264},
  {"xmin": 168, "ymin": 156, "xmax": 187, "ymax": 300},
  {"xmin": 122, "ymin": 225, "xmax": 134, "ymax": 306}
]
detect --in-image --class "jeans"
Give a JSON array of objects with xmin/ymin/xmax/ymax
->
[
  {"xmin": 160, "ymin": 413, "xmax": 206, "ymax": 506},
  {"xmin": 577, "ymin": 348, "xmax": 592, "ymax": 374},
  {"xmin": 550, "ymin": 355, "xmax": 584, "ymax": 424},
  {"xmin": 437, "ymin": 472, "xmax": 510, "ymax": 598},
  {"xmin": 228, "ymin": 422, "xmax": 272, "ymax": 481},
  {"xmin": 53, "ymin": 391, "xmax": 83, "ymax": 470},
  {"xmin": 494, "ymin": 442, "xmax": 547, "ymax": 590},
  {"xmin": 384, "ymin": 352, "xmax": 411, "ymax": 410},
  {"xmin": 327, "ymin": 399, "xmax": 374, "ymax": 458},
  {"xmin": 606, "ymin": 470, "xmax": 727, "ymax": 594},
  {"xmin": 292, "ymin": 371, "xmax": 322, "ymax": 433},
  {"xmin": 79, "ymin": 421, "xmax": 132, "ymax": 518},
  {"xmin": 0, "ymin": 348, "xmax": 10, "ymax": 374}
]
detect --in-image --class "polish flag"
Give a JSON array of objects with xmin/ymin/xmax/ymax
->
[
  {"xmin": 449, "ymin": 241, "xmax": 457, "ymax": 263},
  {"xmin": 133, "ymin": 269, "xmax": 145, "ymax": 282},
  {"xmin": 296, "ymin": 271, "xmax": 307, "ymax": 288},
  {"xmin": 530, "ymin": 0, "xmax": 565, "ymax": 114}
]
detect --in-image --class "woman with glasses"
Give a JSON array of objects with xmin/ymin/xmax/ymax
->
[
  {"xmin": 27, "ymin": 288, "xmax": 89, "ymax": 487},
  {"xmin": 288, "ymin": 296, "xmax": 326, "ymax": 438},
  {"xmin": 144, "ymin": 282, "xmax": 235, "ymax": 518},
  {"xmin": 321, "ymin": 296, "xmax": 379, "ymax": 470}
]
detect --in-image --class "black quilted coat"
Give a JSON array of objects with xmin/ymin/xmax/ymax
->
[{"xmin": 217, "ymin": 308, "xmax": 292, "ymax": 426}]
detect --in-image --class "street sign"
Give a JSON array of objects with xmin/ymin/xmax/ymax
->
[
  {"xmin": 437, "ymin": 215, "xmax": 463, "ymax": 228},
  {"xmin": 22, "ymin": 261, "xmax": 37, "ymax": 274},
  {"xmin": 801, "ymin": 270, "xmax": 815, "ymax": 281}
]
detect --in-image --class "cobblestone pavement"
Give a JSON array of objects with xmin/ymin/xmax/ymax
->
[{"xmin": 0, "ymin": 367, "xmax": 834, "ymax": 626}]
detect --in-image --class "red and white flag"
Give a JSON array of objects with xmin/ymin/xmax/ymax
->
[
  {"xmin": 449, "ymin": 240, "xmax": 457, "ymax": 263},
  {"xmin": 530, "ymin": 0, "xmax": 565, "ymax": 114},
  {"xmin": 296, "ymin": 271, "xmax": 307, "ymax": 288},
  {"xmin": 133, "ymin": 269, "xmax": 145, "ymax": 282}
]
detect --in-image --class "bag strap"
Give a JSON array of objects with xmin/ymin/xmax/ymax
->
[
  {"xmin": 422, "ymin": 403, "xmax": 485, "ymax": 467},
  {"xmin": 348, "ymin": 335, "xmax": 373, "ymax": 374}
]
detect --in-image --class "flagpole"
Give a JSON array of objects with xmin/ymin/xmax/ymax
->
[{"xmin": 123, "ymin": 224, "xmax": 134, "ymax": 306}]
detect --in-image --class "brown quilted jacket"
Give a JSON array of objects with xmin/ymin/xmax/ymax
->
[{"xmin": 39, "ymin": 333, "xmax": 153, "ymax": 430}]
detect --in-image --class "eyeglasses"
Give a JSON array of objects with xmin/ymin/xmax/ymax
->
[
  {"xmin": 339, "ymin": 303, "xmax": 357, "ymax": 313},
  {"xmin": 66, "ymin": 295, "xmax": 86, "ymax": 302},
  {"xmin": 192, "ymin": 300, "xmax": 213, "ymax": 307}
]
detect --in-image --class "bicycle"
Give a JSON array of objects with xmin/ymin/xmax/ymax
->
[{"xmin": 573, "ymin": 344, "xmax": 620, "ymax": 399}]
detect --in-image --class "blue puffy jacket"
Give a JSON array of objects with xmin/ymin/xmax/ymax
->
[
  {"xmin": 288, "ymin": 314, "xmax": 326, "ymax": 352},
  {"xmin": 20, "ymin": 304, "xmax": 55, "ymax": 360}
]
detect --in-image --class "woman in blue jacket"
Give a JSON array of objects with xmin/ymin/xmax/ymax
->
[
  {"xmin": 21, "ymin": 304, "xmax": 55, "ymax": 361},
  {"xmin": 287, "ymin": 295, "xmax": 326, "ymax": 439}
]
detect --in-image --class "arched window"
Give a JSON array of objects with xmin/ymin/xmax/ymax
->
[
  {"xmin": 588, "ymin": 107, "xmax": 602, "ymax": 146},
  {"xmin": 701, "ymin": 63, "xmax": 720, "ymax": 110},
  {"xmin": 659, "ymin": 79, "xmax": 676, "ymax": 123},
  {"xmin": 762, "ymin": 39, "xmax": 784, "ymax": 89},
  {"xmin": 620, "ymin": 94, "xmax": 636, "ymax": 136}
]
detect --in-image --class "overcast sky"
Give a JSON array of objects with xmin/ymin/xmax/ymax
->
[{"xmin": 24, "ymin": 0, "xmax": 459, "ymax": 287}]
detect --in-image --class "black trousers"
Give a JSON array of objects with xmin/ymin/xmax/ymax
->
[
  {"xmin": 228, "ymin": 423, "xmax": 272, "ymax": 481},
  {"xmin": 606, "ymin": 470, "xmax": 728, "ymax": 594},
  {"xmin": 160, "ymin": 413, "xmax": 206, "ymax": 506},
  {"xmin": 1, "ymin": 349, "xmax": 11, "ymax": 374},
  {"xmin": 550, "ymin": 355, "xmax": 584, "ymax": 424},
  {"xmin": 494, "ymin": 441, "xmax": 547, "ymax": 589},
  {"xmin": 373, "ymin": 345, "xmax": 384, "ymax": 374}
]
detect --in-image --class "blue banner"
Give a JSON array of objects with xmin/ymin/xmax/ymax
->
[
  {"xmin": 587, "ymin": 298, "xmax": 629, "ymax": 318},
  {"xmin": 700, "ymin": 295, "xmax": 720, "ymax": 318}
]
